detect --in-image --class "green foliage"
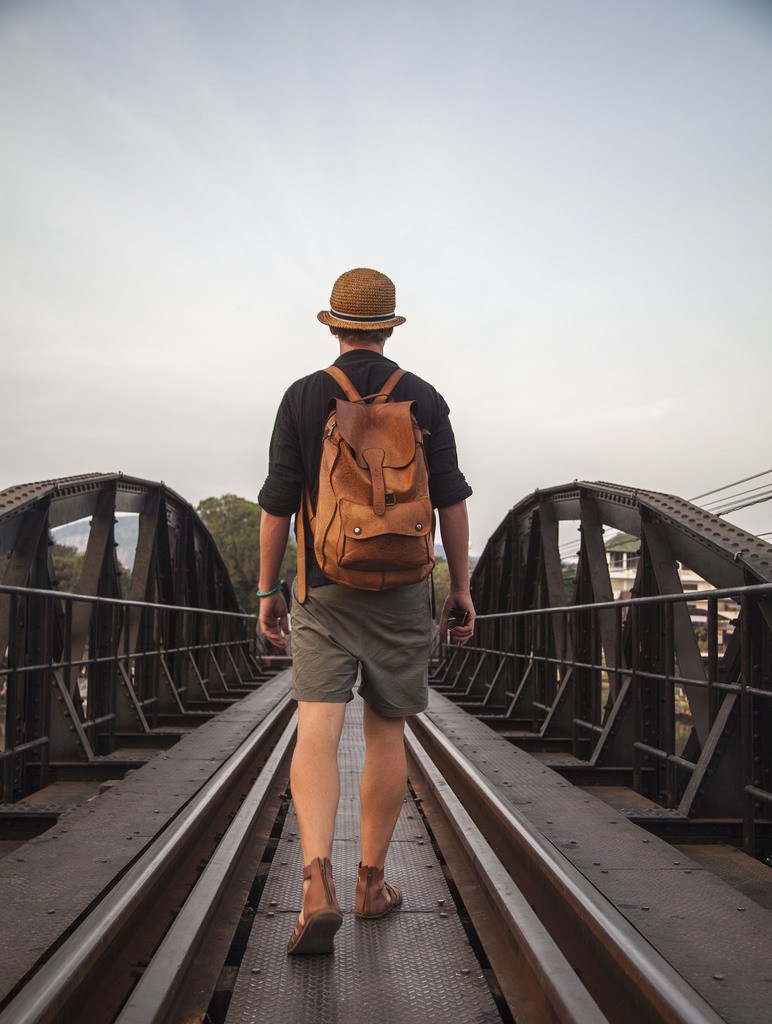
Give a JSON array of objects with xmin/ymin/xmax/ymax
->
[
  {"xmin": 196, "ymin": 494, "xmax": 297, "ymax": 614},
  {"xmin": 431, "ymin": 555, "xmax": 478, "ymax": 620},
  {"xmin": 562, "ymin": 560, "xmax": 577, "ymax": 603},
  {"xmin": 49, "ymin": 543, "xmax": 131, "ymax": 597},
  {"xmin": 50, "ymin": 544, "xmax": 85, "ymax": 593},
  {"xmin": 431, "ymin": 558, "xmax": 450, "ymax": 618}
]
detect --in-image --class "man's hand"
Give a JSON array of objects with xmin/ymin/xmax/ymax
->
[
  {"xmin": 439, "ymin": 592, "xmax": 476, "ymax": 646},
  {"xmin": 259, "ymin": 592, "xmax": 290, "ymax": 650}
]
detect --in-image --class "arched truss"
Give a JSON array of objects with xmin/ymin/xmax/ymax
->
[
  {"xmin": 474, "ymin": 480, "xmax": 772, "ymax": 606},
  {"xmin": 445, "ymin": 482, "xmax": 771, "ymax": 850},
  {"xmin": 0, "ymin": 475, "xmax": 262, "ymax": 800},
  {"xmin": 0, "ymin": 472, "xmax": 240, "ymax": 611}
]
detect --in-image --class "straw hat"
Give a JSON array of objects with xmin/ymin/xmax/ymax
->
[{"xmin": 317, "ymin": 268, "xmax": 406, "ymax": 330}]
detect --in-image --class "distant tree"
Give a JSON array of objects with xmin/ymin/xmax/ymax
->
[
  {"xmin": 117, "ymin": 563, "xmax": 131, "ymax": 598},
  {"xmin": 49, "ymin": 543, "xmax": 130, "ymax": 597},
  {"xmin": 430, "ymin": 554, "xmax": 478, "ymax": 621},
  {"xmin": 196, "ymin": 494, "xmax": 296, "ymax": 614},
  {"xmin": 431, "ymin": 558, "xmax": 450, "ymax": 620},
  {"xmin": 562, "ymin": 560, "xmax": 577, "ymax": 603},
  {"xmin": 50, "ymin": 544, "xmax": 84, "ymax": 593}
]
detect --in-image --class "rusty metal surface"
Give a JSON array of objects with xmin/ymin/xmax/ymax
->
[
  {"xmin": 226, "ymin": 701, "xmax": 501, "ymax": 1024},
  {"xmin": 0, "ymin": 672, "xmax": 292, "ymax": 1004},
  {"xmin": 423, "ymin": 689, "xmax": 772, "ymax": 1024},
  {"xmin": 673, "ymin": 844, "xmax": 772, "ymax": 912},
  {"xmin": 227, "ymin": 913, "xmax": 499, "ymax": 1024}
]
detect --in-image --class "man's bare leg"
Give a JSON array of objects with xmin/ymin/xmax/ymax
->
[
  {"xmin": 291, "ymin": 701, "xmax": 347, "ymax": 920},
  {"xmin": 359, "ymin": 704, "xmax": 407, "ymax": 867}
]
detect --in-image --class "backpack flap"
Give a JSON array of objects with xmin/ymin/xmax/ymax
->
[
  {"xmin": 335, "ymin": 400, "xmax": 418, "ymax": 468},
  {"xmin": 335, "ymin": 399, "xmax": 422, "ymax": 515}
]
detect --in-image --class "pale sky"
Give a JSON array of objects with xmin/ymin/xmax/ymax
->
[{"xmin": 2, "ymin": 0, "xmax": 771, "ymax": 551}]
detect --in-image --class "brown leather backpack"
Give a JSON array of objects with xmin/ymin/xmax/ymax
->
[{"xmin": 296, "ymin": 365, "xmax": 435, "ymax": 602}]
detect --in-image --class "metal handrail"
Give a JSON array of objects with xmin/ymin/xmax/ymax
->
[
  {"xmin": 473, "ymin": 581, "xmax": 772, "ymax": 619},
  {"xmin": 0, "ymin": 583, "xmax": 266, "ymax": 801},
  {"xmin": 0, "ymin": 583, "xmax": 258, "ymax": 620}
]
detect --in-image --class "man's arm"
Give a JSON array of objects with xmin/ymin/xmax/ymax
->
[
  {"xmin": 258, "ymin": 511, "xmax": 292, "ymax": 649},
  {"xmin": 437, "ymin": 500, "xmax": 475, "ymax": 645}
]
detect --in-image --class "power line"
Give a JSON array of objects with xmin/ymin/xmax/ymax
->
[
  {"xmin": 701, "ymin": 482, "xmax": 772, "ymax": 512},
  {"xmin": 711, "ymin": 490, "xmax": 772, "ymax": 517},
  {"xmin": 691, "ymin": 469, "xmax": 772, "ymax": 502}
]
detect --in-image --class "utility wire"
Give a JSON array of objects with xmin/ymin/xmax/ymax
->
[
  {"xmin": 708, "ymin": 487, "xmax": 772, "ymax": 512},
  {"xmin": 710, "ymin": 490, "xmax": 772, "ymax": 517},
  {"xmin": 691, "ymin": 469, "xmax": 772, "ymax": 502},
  {"xmin": 701, "ymin": 482, "xmax": 772, "ymax": 512}
]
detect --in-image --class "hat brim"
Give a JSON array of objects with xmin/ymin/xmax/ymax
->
[{"xmin": 317, "ymin": 311, "xmax": 406, "ymax": 330}]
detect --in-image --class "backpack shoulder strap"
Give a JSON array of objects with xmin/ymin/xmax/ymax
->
[
  {"xmin": 379, "ymin": 367, "xmax": 406, "ymax": 397},
  {"xmin": 323, "ymin": 366, "xmax": 362, "ymax": 402},
  {"xmin": 368, "ymin": 367, "xmax": 407, "ymax": 405},
  {"xmin": 323, "ymin": 365, "xmax": 407, "ymax": 404}
]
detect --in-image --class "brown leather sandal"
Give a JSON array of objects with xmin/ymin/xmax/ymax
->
[
  {"xmin": 354, "ymin": 863, "xmax": 402, "ymax": 919},
  {"xmin": 286, "ymin": 857, "xmax": 343, "ymax": 956}
]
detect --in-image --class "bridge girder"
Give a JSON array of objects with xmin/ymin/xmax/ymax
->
[
  {"xmin": 451, "ymin": 481, "xmax": 772, "ymax": 858},
  {"xmin": 0, "ymin": 475, "xmax": 261, "ymax": 802}
]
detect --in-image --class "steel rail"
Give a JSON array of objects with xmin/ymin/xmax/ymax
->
[
  {"xmin": 1, "ymin": 636, "xmax": 259, "ymax": 681},
  {"xmin": 473, "ymin": 581, "xmax": 772, "ymax": 620},
  {"xmin": 408, "ymin": 712, "xmax": 726, "ymax": 1024},
  {"xmin": 0, "ymin": 693, "xmax": 294, "ymax": 1024},
  {"xmin": 0, "ymin": 582, "xmax": 258, "ymax": 619},
  {"xmin": 404, "ymin": 729, "xmax": 609, "ymax": 1024},
  {"xmin": 115, "ymin": 712, "xmax": 297, "ymax": 1024}
]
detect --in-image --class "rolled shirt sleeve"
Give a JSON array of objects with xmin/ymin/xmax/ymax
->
[
  {"xmin": 424, "ymin": 403, "xmax": 473, "ymax": 509},
  {"xmin": 257, "ymin": 388, "xmax": 304, "ymax": 516}
]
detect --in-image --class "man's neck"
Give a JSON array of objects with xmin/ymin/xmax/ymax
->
[{"xmin": 338, "ymin": 340, "xmax": 385, "ymax": 356}]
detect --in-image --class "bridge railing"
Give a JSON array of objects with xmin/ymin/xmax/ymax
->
[
  {"xmin": 433, "ymin": 581, "xmax": 772, "ymax": 859},
  {"xmin": 0, "ymin": 584, "xmax": 263, "ymax": 802}
]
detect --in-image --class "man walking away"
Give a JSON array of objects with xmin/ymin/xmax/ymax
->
[{"xmin": 257, "ymin": 267, "xmax": 474, "ymax": 955}]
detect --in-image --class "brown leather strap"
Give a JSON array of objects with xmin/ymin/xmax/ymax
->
[
  {"xmin": 368, "ymin": 367, "xmax": 406, "ymax": 404},
  {"xmin": 363, "ymin": 448, "xmax": 386, "ymax": 515},
  {"xmin": 323, "ymin": 365, "xmax": 406, "ymax": 404},
  {"xmin": 296, "ymin": 494, "xmax": 307, "ymax": 605},
  {"xmin": 379, "ymin": 367, "xmax": 406, "ymax": 397},
  {"xmin": 296, "ymin": 486, "xmax": 315, "ymax": 605},
  {"xmin": 323, "ymin": 365, "xmax": 362, "ymax": 401}
]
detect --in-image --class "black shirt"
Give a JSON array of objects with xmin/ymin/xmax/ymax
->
[{"xmin": 258, "ymin": 349, "xmax": 472, "ymax": 584}]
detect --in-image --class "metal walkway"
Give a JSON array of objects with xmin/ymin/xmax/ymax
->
[{"xmin": 225, "ymin": 700, "xmax": 502, "ymax": 1024}]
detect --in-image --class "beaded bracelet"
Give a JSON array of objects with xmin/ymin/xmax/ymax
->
[{"xmin": 256, "ymin": 580, "xmax": 284, "ymax": 598}]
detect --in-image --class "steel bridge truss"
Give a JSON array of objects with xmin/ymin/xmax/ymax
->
[
  {"xmin": 435, "ymin": 482, "xmax": 772, "ymax": 858},
  {"xmin": 0, "ymin": 474, "xmax": 267, "ymax": 802}
]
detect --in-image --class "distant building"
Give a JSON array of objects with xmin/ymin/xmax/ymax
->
[{"xmin": 604, "ymin": 532, "xmax": 739, "ymax": 648}]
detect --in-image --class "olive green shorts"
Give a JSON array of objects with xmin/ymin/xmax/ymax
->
[{"xmin": 290, "ymin": 577, "xmax": 433, "ymax": 717}]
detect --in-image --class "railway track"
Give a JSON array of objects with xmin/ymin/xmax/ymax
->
[
  {"xmin": 0, "ymin": 694, "xmax": 296, "ymax": 1024},
  {"xmin": 0, "ymin": 700, "xmax": 735, "ymax": 1024},
  {"xmin": 405, "ymin": 716, "xmax": 725, "ymax": 1024}
]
